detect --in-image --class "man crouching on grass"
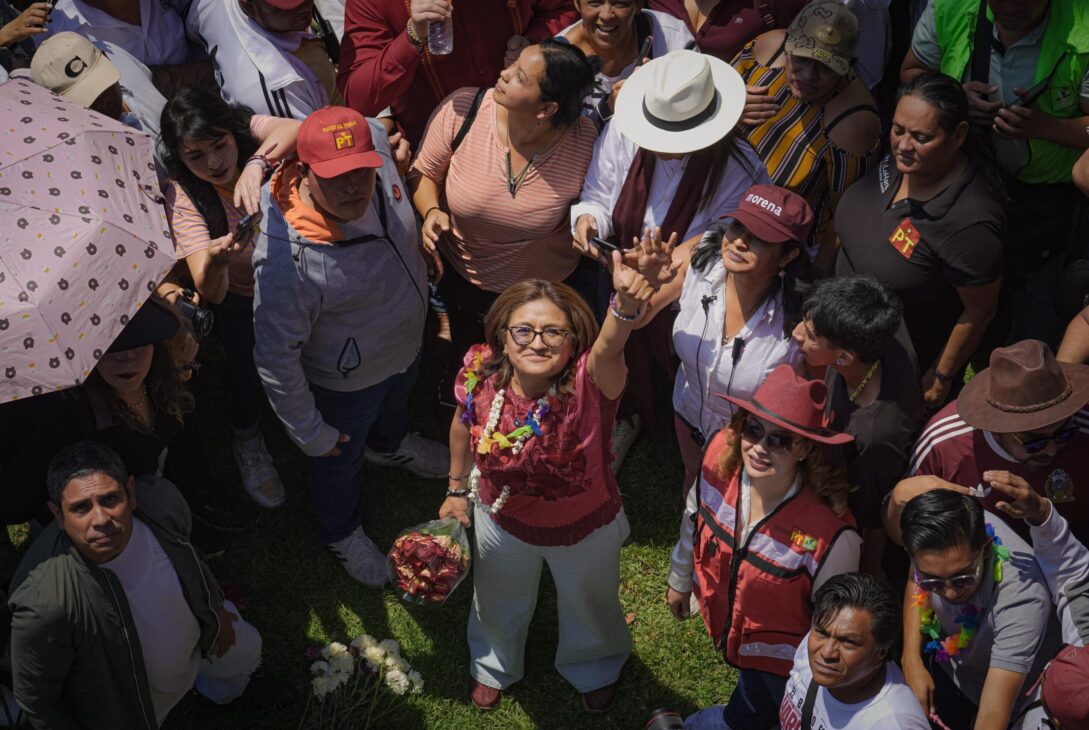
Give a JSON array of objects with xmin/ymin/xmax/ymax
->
[{"xmin": 9, "ymin": 441, "xmax": 279, "ymax": 728}]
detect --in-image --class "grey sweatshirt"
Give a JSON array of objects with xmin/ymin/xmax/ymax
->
[{"xmin": 252, "ymin": 123, "xmax": 427, "ymax": 457}]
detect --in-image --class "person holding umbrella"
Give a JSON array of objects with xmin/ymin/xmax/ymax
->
[
  {"xmin": 666, "ymin": 364, "xmax": 860, "ymax": 727},
  {"xmin": 0, "ymin": 300, "xmax": 251, "ymax": 557}
]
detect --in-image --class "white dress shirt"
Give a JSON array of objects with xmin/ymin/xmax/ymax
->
[
  {"xmin": 569, "ymin": 117, "xmax": 769, "ymax": 246},
  {"xmin": 672, "ymin": 256, "xmax": 801, "ymax": 439},
  {"xmin": 41, "ymin": 0, "xmax": 190, "ymax": 66}
]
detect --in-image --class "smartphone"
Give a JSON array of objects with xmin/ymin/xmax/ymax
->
[
  {"xmin": 592, "ymin": 236, "xmax": 620, "ymax": 253},
  {"xmin": 1008, "ymin": 78, "xmax": 1049, "ymax": 109},
  {"xmin": 634, "ymin": 36, "xmax": 653, "ymax": 67},
  {"xmin": 235, "ymin": 212, "xmax": 258, "ymax": 239}
]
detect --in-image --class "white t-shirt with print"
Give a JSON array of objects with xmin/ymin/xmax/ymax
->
[{"xmin": 779, "ymin": 635, "xmax": 930, "ymax": 730}]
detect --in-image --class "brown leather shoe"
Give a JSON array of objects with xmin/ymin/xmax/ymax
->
[
  {"xmin": 582, "ymin": 681, "xmax": 619, "ymax": 714},
  {"xmin": 470, "ymin": 678, "xmax": 501, "ymax": 711}
]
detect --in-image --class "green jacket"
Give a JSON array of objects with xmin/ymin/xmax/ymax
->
[
  {"xmin": 934, "ymin": 0, "xmax": 1089, "ymax": 184},
  {"xmin": 8, "ymin": 476, "xmax": 224, "ymax": 730}
]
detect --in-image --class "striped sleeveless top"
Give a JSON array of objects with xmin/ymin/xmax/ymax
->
[{"xmin": 731, "ymin": 39, "xmax": 879, "ymax": 236}]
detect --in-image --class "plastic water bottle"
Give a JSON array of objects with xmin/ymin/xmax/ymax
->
[{"xmin": 428, "ymin": 17, "xmax": 453, "ymax": 55}]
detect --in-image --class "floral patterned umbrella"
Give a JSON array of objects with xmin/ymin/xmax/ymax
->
[{"xmin": 0, "ymin": 78, "xmax": 175, "ymax": 403}]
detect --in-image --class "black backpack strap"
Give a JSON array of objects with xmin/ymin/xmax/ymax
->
[
  {"xmin": 800, "ymin": 679, "xmax": 820, "ymax": 728},
  {"xmin": 825, "ymin": 104, "xmax": 881, "ymax": 135},
  {"xmin": 970, "ymin": 0, "xmax": 993, "ymax": 83},
  {"xmin": 451, "ymin": 87, "xmax": 487, "ymax": 154}
]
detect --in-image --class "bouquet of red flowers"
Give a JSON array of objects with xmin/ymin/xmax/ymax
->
[{"xmin": 387, "ymin": 517, "xmax": 471, "ymax": 605}]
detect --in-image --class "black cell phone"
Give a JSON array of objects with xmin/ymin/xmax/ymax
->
[
  {"xmin": 592, "ymin": 236, "xmax": 620, "ymax": 253},
  {"xmin": 1008, "ymin": 78, "xmax": 1049, "ymax": 108},
  {"xmin": 634, "ymin": 36, "xmax": 653, "ymax": 67},
  {"xmin": 235, "ymin": 212, "xmax": 258, "ymax": 238}
]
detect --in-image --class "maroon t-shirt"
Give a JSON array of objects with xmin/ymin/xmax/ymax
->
[{"xmin": 910, "ymin": 401, "xmax": 1089, "ymax": 540}]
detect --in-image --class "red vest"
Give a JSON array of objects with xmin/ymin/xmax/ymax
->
[{"xmin": 692, "ymin": 431, "xmax": 857, "ymax": 676}]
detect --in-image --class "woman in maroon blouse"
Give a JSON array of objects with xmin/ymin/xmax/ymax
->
[
  {"xmin": 647, "ymin": 0, "xmax": 808, "ymax": 60},
  {"xmin": 437, "ymin": 251, "xmax": 664, "ymax": 714}
]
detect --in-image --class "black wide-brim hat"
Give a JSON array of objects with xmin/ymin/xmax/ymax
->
[{"xmin": 106, "ymin": 298, "xmax": 179, "ymax": 353}]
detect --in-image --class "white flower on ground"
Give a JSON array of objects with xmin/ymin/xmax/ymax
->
[
  {"xmin": 323, "ymin": 642, "xmax": 349, "ymax": 659},
  {"xmin": 350, "ymin": 634, "xmax": 378, "ymax": 655},
  {"xmin": 363, "ymin": 645, "xmax": 387, "ymax": 672},
  {"xmin": 310, "ymin": 660, "xmax": 331, "ymax": 676},
  {"xmin": 385, "ymin": 668, "xmax": 410, "ymax": 696},
  {"xmin": 385, "ymin": 654, "xmax": 410, "ymax": 673},
  {"xmin": 378, "ymin": 638, "xmax": 401, "ymax": 657},
  {"xmin": 311, "ymin": 673, "xmax": 337, "ymax": 698},
  {"xmin": 407, "ymin": 670, "xmax": 424, "ymax": 694}
]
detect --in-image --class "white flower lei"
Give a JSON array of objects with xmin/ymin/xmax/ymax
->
[{"xmin": 467, "ymin": 466, "xmax": 510, "ymax": 514}]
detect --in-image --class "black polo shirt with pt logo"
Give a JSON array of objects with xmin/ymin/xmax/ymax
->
[{"xmin": 835, "ymin": 155, "xmax": 1005, "ymax": 370}]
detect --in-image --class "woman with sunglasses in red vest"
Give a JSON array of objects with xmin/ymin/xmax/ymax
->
[{"xmin": 667, "ymin": 364, "xmax": 860, "ymax": 728}]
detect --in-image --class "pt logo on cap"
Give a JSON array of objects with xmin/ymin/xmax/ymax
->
[
  {"xmin": 335, "ymin": 131, "xmax": 354, "ymax": 150},
  {"xmin": 65, "ymin": 56, "xmax": 87, "ymax": 79}
]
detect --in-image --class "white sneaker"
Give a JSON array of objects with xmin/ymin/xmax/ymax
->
[
  {"xmin": 232, "ymin": 433, "xmax": 285, "ymax": 509},
  {"xmin": 327, "ymin": 526, "xmax": 388, "ymax": 587},
  {"xmin": 610, "ymin": 414, "xmax": 642, "ymax": 475},
  {"xmin": 365, "ymin": 432, "xmax": 450, "ymax": 479}
]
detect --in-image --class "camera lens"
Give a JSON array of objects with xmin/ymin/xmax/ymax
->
[
  {"xmin": 644, "ymin": 708, "xmax": 685, "ymax": 730},
  {"xmin": 192, "ymin": 308, "xmax": 214, "ymax": 339}
]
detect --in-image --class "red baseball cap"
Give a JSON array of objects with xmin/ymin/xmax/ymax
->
[
  {"xmin": 726, "ymin": 184, "xmax": 814, "ymax": 244},
  {"xmin": 298, "ymin": 106, "xmax": 382, "ymax": 178},
  {"xmin": 1041, "ymin": 645, "xmax": 1089, "ymax": 726}
]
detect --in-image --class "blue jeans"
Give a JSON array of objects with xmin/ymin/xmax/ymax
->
[
  {"xmin": 213, "ymin": 293, "xmax": 263, "ymax": 432},
  {"xmin": 721, "ymin": 668, "xmax": 787, "ymax": 729},
  {"xmin": 306, "ymin": 358, "xmax": 418, "ymax": 543}
]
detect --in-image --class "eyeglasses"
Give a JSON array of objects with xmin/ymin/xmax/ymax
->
[
  {"xmin": 506, "ymin": 326, "xmax": 570, "ymax": 348},
  {"xmin": 913, "ymin": 550, "xmax": 986, "ymax": 593},
  {"xmin": 740, "ymin": 417, "xmax": 797, "ymax": 452},
  {"xmin": 1013, "ymin": 422, "xmax": 1079, "ymax": 455}
]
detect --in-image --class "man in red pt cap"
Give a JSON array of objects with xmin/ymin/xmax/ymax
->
[{"xmin": 250, "ymin": 106, "xmax": 448, "ymax": 586}]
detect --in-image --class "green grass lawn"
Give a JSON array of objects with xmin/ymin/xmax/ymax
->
[{"xmin": 156, "ymin": 339, "xmax": 739, "ymax": 730}]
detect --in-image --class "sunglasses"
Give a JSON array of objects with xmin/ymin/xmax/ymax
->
[
  {"xmin": 740, "ymin": 417, "xmax": 797, "ymax": 452},
  {"xmin": 912, "ymin": 550, "xmax": 986, "ymax": 593},
  {"xmin": 1013, "ymin": 422, "xmax": 1079, "ymax": 455},
  {"xmin": 506, "ymin": 325, "xmax": 570, "ymax": 348}
]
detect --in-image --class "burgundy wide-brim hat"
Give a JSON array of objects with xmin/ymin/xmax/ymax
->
[
  {"xmin": 718, "ymin": 364, "xmax": 854, "ymax": 445},
  {"xmin": 958, "ymin": 339, "xmax": 1089, "ymax": 433}
]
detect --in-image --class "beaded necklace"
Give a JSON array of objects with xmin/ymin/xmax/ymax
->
[
  {"xmin": 461, "ymin": 350, "xmax": 555, "ymax": 456},
  {"xmin": 914, "ymin": 524, "xmax": 1010, "ymax": 663}
]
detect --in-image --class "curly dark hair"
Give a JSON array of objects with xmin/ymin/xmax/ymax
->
[
  {"xmin": 158, "ymin": 84, "xmax": 260, "ymax": 239},
  {"xmin": 89, "ymin": 340, "xmax": 194, "ymax": 430}
]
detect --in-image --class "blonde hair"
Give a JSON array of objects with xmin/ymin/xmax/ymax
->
[
  {"xmin": 480, "ymin": 279, "xmax": 599, "ymax": 393},
  {"xmin": 717, "ymin": 410, "xmax": 854, "ymax": 517}
]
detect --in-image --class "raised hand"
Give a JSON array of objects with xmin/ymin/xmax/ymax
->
[
  {"xmin": 610, "ymin": 250, "xmax": 655, "ymax": 315},
  {"xmin": 623, "ymin": 226, "xmax": 677, "ymax": 291},
  {"xmin": 985, "ymin": 470, "xmax": 1051, "ymax": 526}
]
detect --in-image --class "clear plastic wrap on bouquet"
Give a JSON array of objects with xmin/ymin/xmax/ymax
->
[{"xmin": 387, "ymin": 517, "xmax": 471, "ymax": 605}]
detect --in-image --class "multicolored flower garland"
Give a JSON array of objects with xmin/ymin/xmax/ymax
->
[
  {"xmin": 914, "ymin": 524, "xmax": 1010, "ymax": 664},
  {"xmin": 461, "ymin": 349, "xmax": 555, "ymax": 456}
]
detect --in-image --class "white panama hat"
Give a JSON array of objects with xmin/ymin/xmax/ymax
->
[{"xmin": 613, "ymin": 50, "xmax": 746, "ymax": 155}]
